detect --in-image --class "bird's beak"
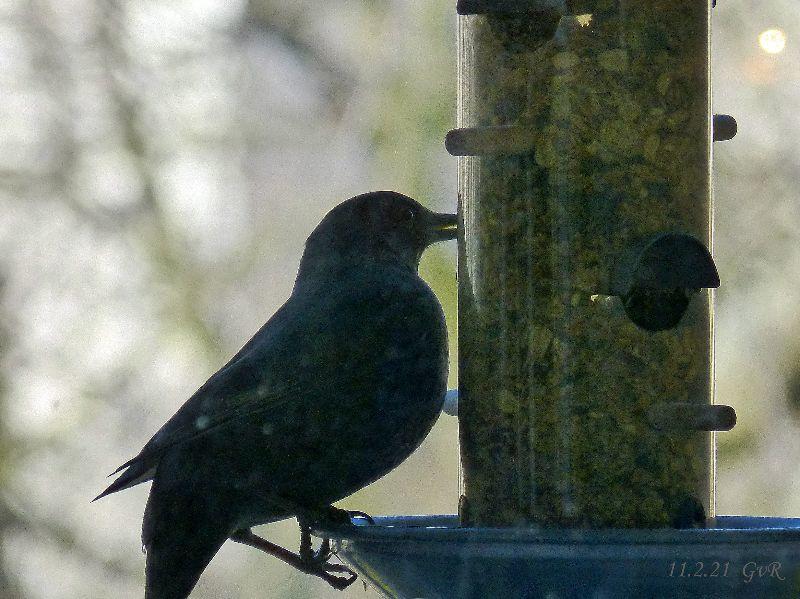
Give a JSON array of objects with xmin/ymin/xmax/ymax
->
[{"xmin": 426, "ymin": 211, "xmax": 458, "ymax": 244}]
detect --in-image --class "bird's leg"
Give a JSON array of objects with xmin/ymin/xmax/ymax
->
[
  {"xmin": 230, "ymin": 528, "xmax": 357, "ymax": 591},
  {"xmin": 298, "ymin": 520, "xmax": 333, "ymax": 564},
  {"xmin": 228, "ymin": 498, "xmax": 370, "ymax": 589}
]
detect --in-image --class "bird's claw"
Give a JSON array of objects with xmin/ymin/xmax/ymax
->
[
  {"xmin": 311, "ymin": 506, "xmax": 375, "ymax": 527},
  {"xmin": 300, "ymin": 536, "xmax": 332, "ymax": 564},
  {"xmin": 300, "ymin": 557, "xmax": 358, "ymax": 591},
  {"xmin": 299, "ymin": 536, "xmax": 357, "ymax": 590},
  {"xmin": 231, "ymin": 527, "xmax": 357, "ymax": 591},
  {"xmin": 345, "ymin": 509, "xmax": 376, "ymax": 525},
  {"xmin": 324, "ymin": 567, "xmax": 358, "ymax": 591},
  {"xmin": 296, "ymin": 519, "xmax": 357, "ymax": 590}
]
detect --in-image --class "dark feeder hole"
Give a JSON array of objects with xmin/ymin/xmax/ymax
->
[
  {"xmin": 618, "ymin": 232, "xmax": 720, "ymax": 332},
  {"xmin": 316, "ymin": 2, "xmax": 800, "ymax": 597}
]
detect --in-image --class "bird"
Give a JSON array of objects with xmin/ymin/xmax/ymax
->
[{"xmin": 95, "ymin": 191, "xmax": 457, "ymax": 598}]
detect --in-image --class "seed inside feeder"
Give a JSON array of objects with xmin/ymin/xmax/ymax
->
[{"xmin": 456, "ymin": 1, "xmax": 717, "ymax": 528}]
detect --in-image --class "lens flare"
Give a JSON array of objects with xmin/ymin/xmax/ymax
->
[{"xmin": 759, "ymin": 29, "xmax": 786, "ymax": 54}]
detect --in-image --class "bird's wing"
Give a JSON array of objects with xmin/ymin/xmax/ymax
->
[
  {"xmin": 95, "ymin": 300, "xmax": 304, "ymax": 500},
  {"xmin": 96, "ymin": 274, "xmax": 444, "ymax": 500}
]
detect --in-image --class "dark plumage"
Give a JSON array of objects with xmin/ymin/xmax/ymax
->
[{"xmin": 96, "ymin": 191, "xmax": 457, "ymax": 598}]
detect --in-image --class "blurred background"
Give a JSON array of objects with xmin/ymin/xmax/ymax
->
[{"xmin": 0, "ymin": 0, "xmax": 796, "ymax": 597}]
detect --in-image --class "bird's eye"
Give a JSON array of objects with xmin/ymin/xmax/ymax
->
[{"xmin": 392, "ymin": 205, "xmax": 415, "ymax": 225}]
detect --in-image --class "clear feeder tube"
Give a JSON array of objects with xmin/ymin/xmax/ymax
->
[{"xmin": 455, "ymin": 1, "xmax": 718, "ymax": 528}]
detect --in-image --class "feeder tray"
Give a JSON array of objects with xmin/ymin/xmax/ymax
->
[{"xmin": 317, "ymin": 515, "xmax": 800, "ymax": 598}]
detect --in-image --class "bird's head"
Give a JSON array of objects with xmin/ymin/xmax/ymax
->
[{"xmin": 297, "ymin": 191, "xmax": 457, "ymax": 282}]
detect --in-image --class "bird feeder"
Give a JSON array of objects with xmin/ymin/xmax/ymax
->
[
  {"xmin": 452, "ymin": 0, "xmax": 728, "ymax": 530},
  {"xmin": 317, "ymin": 1, "xmax": 800, "ymax": 596}
]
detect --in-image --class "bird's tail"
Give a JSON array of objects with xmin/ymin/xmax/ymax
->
[
  {"xmin": 144, "ymin": 532, "xmax": 226, "ymax": 599},
  {"xmin": 93, "ymin": 457, "xmax": 155, "ymax": 502},
  {"xmin": 142, "ymin": 482, "xmax": 232, "ymax": 599}
]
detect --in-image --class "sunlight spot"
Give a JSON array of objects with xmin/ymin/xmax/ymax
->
[{"xmin": 759, "ymin": 29, "xmax": 786, "ymax": 54}]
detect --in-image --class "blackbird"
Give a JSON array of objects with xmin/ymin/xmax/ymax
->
[{"xmin": 95, "ymin": 191, "xmax": 457, "ymax": 598}]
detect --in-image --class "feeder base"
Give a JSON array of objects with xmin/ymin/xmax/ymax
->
[{"xmin": 315, "ymin": 515, "xmax": 800, "ymax": 598}]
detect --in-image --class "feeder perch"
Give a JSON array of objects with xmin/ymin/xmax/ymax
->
[
  {"xmin": 445, "ymin": 126, "xmax": 536, "ymax": 156},
  {"xmin": 647, "ymin": 401, "xmax": 736, "ymax": 432},
  {"xmin": 713, "ymin": 114, "xmax": 737, "ymax": 142},
  {"xmin": 317, "ymin": 2, "xmax": 800, "ymax": 597}
]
